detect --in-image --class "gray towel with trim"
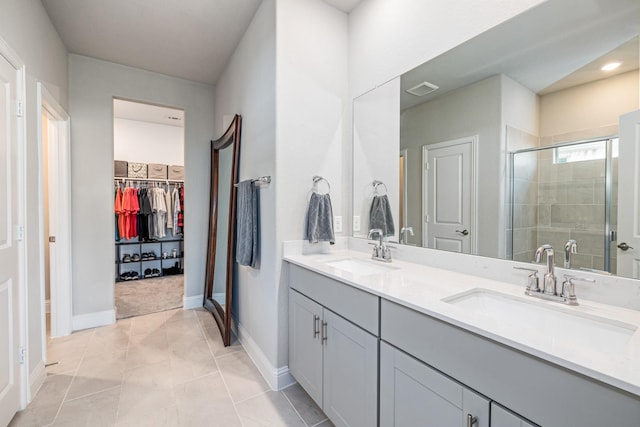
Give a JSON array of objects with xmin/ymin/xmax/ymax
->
[
  {"xmin": 305, "ymin": 193, "xmax": 335, "ymax": 244},
  {"xmin": 236, "ymin": 180, "xmax": 259, "ymax": 267},
  {"xmin": 369, "ymin": 194, "xmax": 395, "ymax": 237}
]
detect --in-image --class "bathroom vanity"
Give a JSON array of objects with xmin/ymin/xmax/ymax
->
[{"xmin": 285, "ymin": 249, "xmax": 640, "ymax": 427}]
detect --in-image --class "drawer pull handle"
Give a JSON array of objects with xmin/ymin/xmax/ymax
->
[
  {"xmin": 313, "ymin": 315, "xmax": 320, "ymax": 338},
  {"xmin": 467, "ymin": 414, "xmax": 478, "ymax": 427},
  {"xmin": 321, "ymin": 321, "xmax": 328, "ymax": 344}
]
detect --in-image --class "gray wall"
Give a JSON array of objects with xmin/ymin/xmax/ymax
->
[
  {"xmin": 400, "ymin": 75, "xmax": 502, "ymax": 257},
  {"xmin": 0, "ymin": 0, "xmax": 68, "ymax": 373},
  {"xmin": 68, "ymin": 55, "xmax": 215, "ymax": 318}
]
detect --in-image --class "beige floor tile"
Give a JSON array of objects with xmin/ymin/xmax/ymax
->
[
  {"xmin": 118, "ymin": 361, "xmax": 175, "ymax": 424},
  {"xmin": 165, "ymin": 308, "xmax": 196, "ymax": 323},
  {"xmin": 66, "ymin": 350, "xmax": 127, "ymax": 400},
  {"xmin": 51, "ymin": 386, "xmax": 120, "ymax": 427},
  {"xmin": 46, "ymin": 332, "xmax": 93, "ymax": 375},
  {"xmin": 9, "ymin": 373, "xmax": 73, "ymax": 427},
  {"xmin": 217, "ymin": 351, "xmax": 269, "ymax": 403},
  {"xmin": 169, "ymin": 337, "xmax": 218, "ymax": 386},
  {"xmin": 282, "ymin": 383, "xmax": 326, "ymax": 426},
  {"xmin": 203, "ymin": 326, "xmax": 242, "ymax": 358},
  {"xmin": 115, "ymin": 403, "xmax": 180, "ymax": 427},
  {"xmin": 125, "ymin": 331, "xmax": 170, "ymax": 370},
  {"xmin": 174, "ymin": 374, "xmax": 241, "ymax": 427},
  {"xmin": 236, "ymin": 391, "xmax": 306, "ymax": 427}
]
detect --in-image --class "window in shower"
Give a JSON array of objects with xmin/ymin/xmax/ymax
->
[
  {"xmin": 554, "ymin": 138, "xmax": 619, "ymax": 164},
  {"xmin": 511, "ymin": 138, "xmax": 618, "ymax": 273}
]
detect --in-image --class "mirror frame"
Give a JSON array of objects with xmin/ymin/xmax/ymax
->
[{"xmin": 203, "ymin": 114, "xmax": 242, "ymax": 347}]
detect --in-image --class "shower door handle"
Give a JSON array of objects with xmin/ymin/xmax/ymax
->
[{"xmin": 618, "ymin": 242, "xmax": 633, "ymax": 251}]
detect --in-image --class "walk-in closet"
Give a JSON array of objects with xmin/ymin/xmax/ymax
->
[{"xmin": 113, "ymin": 99, "xmax": 185, "ymax": 319}]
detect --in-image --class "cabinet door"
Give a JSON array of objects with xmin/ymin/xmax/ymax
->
[
  {"xmin": 289, "ymin": 290, "xmax": 323, "ymax": 406},
  {"xmin": 380, "ymin": 342, "xmax": 489, "ymax": 427},
  {"xmin": 323, "ymin": 309, "xmax": 378, "ymax": 427},
  {"xmin": 491, "ymin": 402, "xmax": 537, "ymax": 427}
]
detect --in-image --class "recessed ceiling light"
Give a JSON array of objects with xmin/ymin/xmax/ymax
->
[{"xmin": 601, "ymin": 62, "xmax": 621, "ymax": 71}]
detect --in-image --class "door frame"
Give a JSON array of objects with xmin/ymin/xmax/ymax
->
[
  {"xmin": 422, "ymin": 136, "xmax": 478, "ymax": 253},
  {"xmin": 37, "ymin": 82, "xmax": 72, "ymax": 340},
  {"xmin": 0, "ymin": 37, "xmax": 28, "ymax": 409}
]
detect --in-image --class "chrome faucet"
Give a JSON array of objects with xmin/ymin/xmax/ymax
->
[
  {"xmin": 368, "ymin": 228, "xmax": 392, "ymax": 262},
  {"xmin": 535, "ymin": 244, "xmax": 556, "ymax": 295},
  {"xmin": 399, "ymin": 226, "xmax": 414, "ymax": 244},
  {"xmin": 513, "ymin": 243, "xmax": 596, "ymax": 305},
  {"xmin": 564, "ymin": 239, "xmax": 577, "ymax": 268}
]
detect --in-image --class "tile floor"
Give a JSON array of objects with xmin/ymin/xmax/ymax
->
[{"xmin": 9, "ymin": 308, "xmax": 333, "ymax": 427}]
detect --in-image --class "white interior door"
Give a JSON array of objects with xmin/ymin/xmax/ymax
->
[
  {"xmin": 0, "ymin": 49, "xmax": 23, "ymax": 427},
  {"xmin": 617, "ymin": 110, "xmax": 640, "ymax": 278},
  {"xmin": 423, "ymin": 137, "xmax": 475, "ymax": 253},
  {"xmin": 39, "ymin": 83, "xmax": 72, "ymax": 338}
]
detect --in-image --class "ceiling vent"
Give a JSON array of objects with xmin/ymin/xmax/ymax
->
[
  {"xmin": 406, "ymin": 81, "xmax": 439, "ymax": 96},
  {"xmin": 166, "ymin": 115, "xmax": 182, "ymax": 121}
]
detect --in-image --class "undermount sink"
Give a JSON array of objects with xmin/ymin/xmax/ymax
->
[
  {"xmin": 323, "ymin": 258, "xmax": 399, "ymax": 276},
  {"xmin": 443, "ymin": 289, "xmax": 637, "ymax": 360}
]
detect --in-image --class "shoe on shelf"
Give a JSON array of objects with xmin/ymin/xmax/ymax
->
[
  {"xmin": 131, "ymin": 253, "xmax": 141, "ymax": 262},
  {"xmin": 147, "ymin": 251, "xmax": 156, "ymax": 259},
  {"xmin": 131, "ymin": 272, "xmax": 139, "ymax": 280},
  {"xmin": 122, "ymin": 254, "xmax": 131, "ymax": 263},
  {"xmin": 144, "ymin": 268, "xmax": 152, "ymax": 277}
]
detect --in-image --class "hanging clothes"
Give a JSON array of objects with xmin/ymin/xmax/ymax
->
[
  {"xmin": 164, "ymin": 187, "xmax": 173, "ymax": 232},
  {"xmin": 172, "ymin": 186, "xmax": 181, "ymax": 236},
  {"xmin": 114, "ymin": 186, "xmax": 123, "ymax": 241},
  {"xmin": 151, "ymin": 186, "xmax": 167, "ymax": 239},
  {"xmin": 137, "ymin": 188, "xmax": 152, "ymax": 241}
]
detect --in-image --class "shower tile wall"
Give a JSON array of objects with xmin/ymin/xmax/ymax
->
[
  {"xmin": 535, "ymin": 150, "xmax": 617, "ymax": 273},
  {"xmin": 507, "ymin": 127, "xmax": 540, "ymax": 262}
]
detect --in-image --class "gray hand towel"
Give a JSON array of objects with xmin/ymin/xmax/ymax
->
[
  {"xmin": 305, "ymin": 192, "xmax": 335, "ymax": 244},
  {"xmin": 236, "ymin": 180, "xmax": 259, "ymax": 267},
  {"xmin": 369, "ymin": 194, "xmax": 395, "ymax": 237}
]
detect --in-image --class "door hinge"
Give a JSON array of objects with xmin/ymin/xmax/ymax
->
[
  {"xmin": 14, "ymin": 224, "xmax": 24, "ymax": 241},
  {"xmin": 18, "ymin": 346, "xmax": 25, "ymax": 364},
  {"xmin": 49, "ymin": 236, "xmax": 56, "ymax": 243},
  {"xmin": 16, "ymin": 100, "xmax": 24, "ymax": 117},
  {"xmin": 425, "ymin": 215, "xmax": 429, "ymax": 223},
  {"xmin": 425, "ymin": 161, "xmax": 430, "ymax": 170}
]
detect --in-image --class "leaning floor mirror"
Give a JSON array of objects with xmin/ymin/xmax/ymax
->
[{"xmin": 204, "ymin": 114, "xmax": 242, "ymax": 346}]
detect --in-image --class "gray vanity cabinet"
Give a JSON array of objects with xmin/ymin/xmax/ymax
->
[
  {"xmin": 490, "ymin": 403, "xmax": 536, "ymax": 427},
  {"xmin": 289, "ymin": 288, "xmax": 378, "ymax": 427},
  {"xmin": 380, "ymin": 341, "xmax": 490, "ymax": 427}
]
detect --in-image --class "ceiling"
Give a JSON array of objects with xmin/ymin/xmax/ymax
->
[
  {"xmin": 114, "ymin": 99, "xmax": 185, "ymax": 128},
  {"xmin": 40, "ymin": 0, "xmax": 362, "ymax": 86},
  {"xmin": 400, "ymin": 0, "xmax": 639, "ymax": 110}
]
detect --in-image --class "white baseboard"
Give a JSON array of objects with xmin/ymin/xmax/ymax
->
[
  {"xmin": 72, "ymin": 309, "xmax": 115, "ymax": 331},
  {"xmin": 183, "ymin": 294, "xmax": 203, "ymax": 310},
  {"xmin": 28, "ymin": 361, "xmax": 46, "ymax": 402},
  {"xmin": 45, "ymin": 299, "xmax": 50, "ymax": 314},
  {"xmin": 237, "ymin": 322, "xmax": 295, "ymax": 391}
]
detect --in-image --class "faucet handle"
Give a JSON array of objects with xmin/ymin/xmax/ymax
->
[
  {"xmin": 513, "ymin": 266, "xmax": 540, "ymax": 292},
  {"xmin": 561, "ymin": 275, "xmax": 596, "ymax": 305}
]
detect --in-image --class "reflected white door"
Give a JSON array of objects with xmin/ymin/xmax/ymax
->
[
  {"xmin": 0, "ymin": 50, "xmax": 22, "ymax": 426},
  {"xmin": 423, "ymin": 137, "xmax": 475, "ymax": 253},
  {"xmin": 617, "ymin": 110, "xmax": 640, "ymax": 278}
]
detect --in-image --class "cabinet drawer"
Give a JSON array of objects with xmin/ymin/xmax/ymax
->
[
  {"xmin": 381, "ymin": 299, "xmax": 640, "ymax": 427},
  {"xmin": 289, "ymin": 264, "xmax": 379, "ymax": 335}
]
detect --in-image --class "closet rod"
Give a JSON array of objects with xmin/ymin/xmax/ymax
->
[{"xmin": 115, "ymin": 177, "xmax": 184, "ymax": 184}]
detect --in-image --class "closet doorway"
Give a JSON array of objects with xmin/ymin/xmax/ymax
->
[{"xmin": 113, "ymin": 99, "xmax": 185, "ymax": 319}]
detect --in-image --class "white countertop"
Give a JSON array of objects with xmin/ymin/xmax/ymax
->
[{"xmin": 284, "ymin": 249, "xmax": 640, "ymax": 397}]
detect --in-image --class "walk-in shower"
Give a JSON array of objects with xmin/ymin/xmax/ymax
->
[{"xmin": 510, "ymin": 137, "xmax": 618, "ymax": 273}]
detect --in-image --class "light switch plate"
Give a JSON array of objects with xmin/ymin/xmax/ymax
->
[
  {"xmin": 353, "ymin": 216, "xmax": 361, "ymax": 232},
  {"xmin": 334, "ymin": 216, "xmax": 342, "ymax": 233}
]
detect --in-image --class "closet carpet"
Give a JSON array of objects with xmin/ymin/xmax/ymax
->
[{"xmin": 115, "ymin": 275, "xmax": 184, "ymax": 319}]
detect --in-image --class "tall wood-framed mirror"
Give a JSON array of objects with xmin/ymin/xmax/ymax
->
[{"xmin": 204, "ymin": 114, "xmax": 241, "ymax": 347}]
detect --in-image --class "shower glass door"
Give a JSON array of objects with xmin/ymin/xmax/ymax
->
[{"xmin": 510, "ymin": 138, "xmax": 618, "ymax": 273}]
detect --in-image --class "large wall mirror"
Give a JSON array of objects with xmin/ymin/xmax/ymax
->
[
  {"xmin": 353, "ymin": 0, "xmax": 640, "ymax": 279},
  {"xmin": 204, "ymin": 114, "xmax": 241, "ymax": 346}
]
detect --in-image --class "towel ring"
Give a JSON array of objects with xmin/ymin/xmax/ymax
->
[
  {"xmin": 373, "ymin": 180, "xmax": 388, "ymax": 195},
  {"xmin": 313, "ymin": 175, "xmax": 331, "ymax": 194}
]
